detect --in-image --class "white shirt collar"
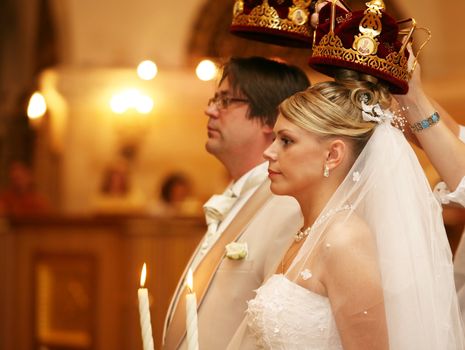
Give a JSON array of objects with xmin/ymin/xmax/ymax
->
[{"xmin": 228, "ymin": 162, "xmax": 268, "ymax": 197}]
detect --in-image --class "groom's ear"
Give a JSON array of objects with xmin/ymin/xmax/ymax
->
[
  {"xmin": 261, "ymin": 122, "xmax": 274, "ymax": 135},
  {"xmin": 325, "ymin": 139, "xmax": 347, "ymax": 170}
]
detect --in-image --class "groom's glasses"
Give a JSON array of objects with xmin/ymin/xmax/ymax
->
[{"xmin": 208, "ymin": 95, "xmax": 249, "ymax": 110}]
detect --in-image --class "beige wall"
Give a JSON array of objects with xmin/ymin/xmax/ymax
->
[
  {"xmin": 50, "ymin": 0, "xmax": 204, "ymax": 68},
  {"xmin": 397, "ymin": 0, "xmax": 465, "ymax": 80}
]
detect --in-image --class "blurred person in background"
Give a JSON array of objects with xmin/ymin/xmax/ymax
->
[
  {"xmin": 92, "ymin": 160, "xmax": 145, "ymax": 215},
  {"xmin": 0, "ymin": 161, "xmax": 50, "ymax": 216},
  {"xmin": 147, "ymin": 172, "xmax": 202, "ymax": 217}
]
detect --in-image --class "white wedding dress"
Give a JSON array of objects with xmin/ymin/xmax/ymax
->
[{"xmin": 247, "ymin": 274, "xmax": 342, "ymax": 350}]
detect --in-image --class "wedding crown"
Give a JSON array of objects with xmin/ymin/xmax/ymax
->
[
  {"xmin": 230, "ymin": 0, "xmax": 314, "ymax": 48},
  {"xmin": 309, "ymin": 0, "xmax": 426, "ymax": 94}
]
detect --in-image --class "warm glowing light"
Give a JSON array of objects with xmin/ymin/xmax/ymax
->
[
  {"xmin": 136, "ymin": 95, "xmax": 154, "ymax": 114},
  {"xmin": 110, "ymin": 88, "xmax": 153, "ymax": 114},
  {"xmin": 137, "ymin": 60, "xmax": 158, "ymax": 80},
  {"xmin": 27, "ymin": 92, "xmax": 47, "ymax": 119},
  {"xmin": 196, "ymin": 59, "xmax": 218, "ymax": 81},
  {"xmin": 186, "ymin": 268, "xmax": 194, "ymax": 293},
  {"xmin": 123, "ymin": 88, "xmax": 141, "ymax": 106},
  {"xmin": 140, "ymin": 263, "xmax": 147, "ymax": 287},
  {"xmin": 110, "ymin": 94, "xmax": 127, "ymax": 114}
]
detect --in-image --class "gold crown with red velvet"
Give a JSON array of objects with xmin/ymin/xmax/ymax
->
[
  {"xmin": 309, "ymin": 0, "xmax": 424, "ymax": 94},
  {"xmin": 230, "ymin": 0, "xmax": 315, "ymax": 48}
]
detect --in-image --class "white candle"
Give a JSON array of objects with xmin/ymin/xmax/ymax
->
[
  {"xmin": 185, "ymin": 268, "xmax": 199, "ymax": 350},
  {"xmin": 138, "ymin": 263, "xmax": 155, "ymax": 350}
]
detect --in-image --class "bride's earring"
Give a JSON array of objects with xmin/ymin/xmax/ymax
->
[{"xmin": 323, "ymin": 163, "xmax": 330, "ymax": 178}]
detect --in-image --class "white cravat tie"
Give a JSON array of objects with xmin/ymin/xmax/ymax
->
[
  {"xmin": 200, "ymin": 188, "xmax": 238, "ymax": 253},
  {"xmin": 197, "ymin": 170, "xmax": 268, "ymax": 259}
]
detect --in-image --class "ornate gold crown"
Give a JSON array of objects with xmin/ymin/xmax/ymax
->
[
  {"xmin": 231, "ymin": 0, "xmax": 314, "ymax": 47},
  {"xmin": 309, "ymin": 0, "xmax": 428, "ymax": 94}
]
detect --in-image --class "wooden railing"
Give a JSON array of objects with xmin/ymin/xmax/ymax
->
[{"xmin": 0, "ymin": 215, "xmax": 205, "ymax": 350}]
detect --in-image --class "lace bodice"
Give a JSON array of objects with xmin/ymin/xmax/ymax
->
[{"xmin": 246, "ymin": 274, "xmax": 343, "ymax": 350}]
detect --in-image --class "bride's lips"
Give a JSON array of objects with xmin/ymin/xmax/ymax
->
[{"xmin": 268, "ymin": 169, "xmax": 281, "ymax": 178}]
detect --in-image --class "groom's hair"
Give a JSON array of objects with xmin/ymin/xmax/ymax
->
[{"xmin": 220, "ymin": 56, "xmax": 310, "ymax": 127}]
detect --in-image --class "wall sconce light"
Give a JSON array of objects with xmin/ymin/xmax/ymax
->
[
  {"xmin": 110, "ymin": 89, "xmax": 153, "ymax": 114},
  {"xmin": 27, "ymin": 92, "xmax": 47, "ymax": 126},
  {"xmin": 109, "ymin": 88, "xmax": 154, "ymax": 161}
]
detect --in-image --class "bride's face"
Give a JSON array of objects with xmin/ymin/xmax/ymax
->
[{"xmin": 264, "ymin": 115, "xmax": 328, "ymax": 197}]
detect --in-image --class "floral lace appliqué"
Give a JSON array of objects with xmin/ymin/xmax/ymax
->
[
  {"xmin": 352, "ymin": 171, "xmax": 361, "ymax": 182},
  {"xmin": 300, "ymin": 269, "xmax": 313, "ymax": 280},
  {"xmin": 247, "ymin": 275, "xmax": 343, "ymax": 349}
]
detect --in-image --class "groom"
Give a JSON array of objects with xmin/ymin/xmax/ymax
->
[{"xmin": 162, "ymin": 56, "xmax": 309, "ymax": 349}]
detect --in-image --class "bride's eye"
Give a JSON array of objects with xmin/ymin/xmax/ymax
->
[{"xmin": 280, "ymin": 136, "xmax": 294, "ymax": 146}]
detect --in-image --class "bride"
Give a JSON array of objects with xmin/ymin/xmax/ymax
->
[
  {"xmin": 227, "ymin": 71, "xmax": 465, "ymax": 349},
  {"xmin": 224, "ymin": 1, "xmax": 464, "ymax": 348}
]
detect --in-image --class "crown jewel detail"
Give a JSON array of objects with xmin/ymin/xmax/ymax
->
[
  {"xmin": 312, "ymin": 31, "xmax": 410, "ymax": 83},
  {"xmin": 231, "ymin": 0, "xmax": 312, "ymax": 41},
  {"xmin": 352, "ymin": 0, "xmax": 385, "ymax": 56}
]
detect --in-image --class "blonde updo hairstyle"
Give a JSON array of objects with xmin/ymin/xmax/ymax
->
[{"xmin": 279, "ymin": 69, "xmax": 392, "ymax": 158}]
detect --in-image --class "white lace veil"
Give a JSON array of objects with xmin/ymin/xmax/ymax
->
[{"xmin": 286, "ymin": 116, "xmax": 465, "ymax": 349}]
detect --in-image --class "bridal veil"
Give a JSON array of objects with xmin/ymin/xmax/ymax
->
[{"xmin": 285, "ymin": 118, "xmax": 465, "ymax": 349}]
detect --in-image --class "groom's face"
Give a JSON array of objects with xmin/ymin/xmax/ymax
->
[{"xmin": 204, "ymin": 79, "xmax": 268, "ymax": 163}]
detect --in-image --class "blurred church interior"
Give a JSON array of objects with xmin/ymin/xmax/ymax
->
[{"xmin": 1, "ymin": 0, "xmax": 464, "ymax": 349}]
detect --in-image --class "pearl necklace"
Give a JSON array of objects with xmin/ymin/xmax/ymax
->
[{"xmin": 294, "ymin": 204, "xmax": 354, "ymax": 242}]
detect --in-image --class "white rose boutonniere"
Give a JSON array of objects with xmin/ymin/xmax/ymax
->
[{"xmin": 225, "ymin": 242, "xmax": 248, "ymax": 260}]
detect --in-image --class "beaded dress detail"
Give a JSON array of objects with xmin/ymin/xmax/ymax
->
[{"xmin": 246, "ymin": 274, "xmax": 342, "ymax": 350}]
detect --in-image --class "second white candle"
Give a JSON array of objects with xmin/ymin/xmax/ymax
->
[{"xmin": 185, "ymin": 268, "xmax": 199, "ymax": 350}]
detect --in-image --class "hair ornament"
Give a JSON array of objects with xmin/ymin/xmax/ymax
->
[
  {"xmin": 361, "ymin": 101, "xmax": 393, "ymax": 124},
  {"xmin": 359, "ymin": 92, "xmax": 370, "ymax": 104}
]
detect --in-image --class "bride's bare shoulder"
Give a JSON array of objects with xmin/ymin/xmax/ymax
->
[
  {"xmin": 320, "ymin": 213, "xmax": 380, "ymax": 288},
  {"xmin": 323, "ymin": 213, "xmax": 375, "ymax": 252}
]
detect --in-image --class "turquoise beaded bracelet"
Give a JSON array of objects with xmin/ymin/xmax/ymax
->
[{"xmin": 410, "ymin": 112, "xmax": 440, "ymax": 132}]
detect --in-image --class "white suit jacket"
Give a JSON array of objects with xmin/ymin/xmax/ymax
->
[{"xmin": 162, "ymin": 181, "xmax": 302, "ymax": 349}]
